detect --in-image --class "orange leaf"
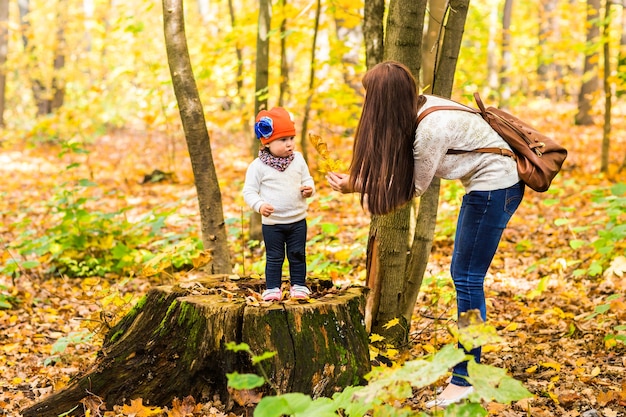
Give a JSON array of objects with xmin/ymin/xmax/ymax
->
[{"xmin": 122, "ymin": 398, "xmax": 163, "ymax": 417}]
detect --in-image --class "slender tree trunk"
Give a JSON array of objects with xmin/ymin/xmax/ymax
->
[
  {"xmin": 22, "ymin": 0, "xmax": 66, "ymax": 116},
  {"xmin": 366, "ymin": 0, "xmax": 426, "ymax": 343},
  {"xmin": 421, "ymin": 0, "xmax": 446, "ymax": 93},
  {"xmin": 250, "ymin": 0, "xmax": 272, "ymax": 242},
  {"xmin": 51, "ymin": 0, "xmax": 67, "ymax": 112},
  {"xmin": 601, "ymin": 0, "xmax": 612, "ymax": 173},
  {"xmin": 617, "ymin": 0, "xmax": 626, "ymax": 97},
  {"xmin": 500, "ymin": 0, "xmax": 513, "ymax": 106},
  {"xmin": 537, "ymin": 0, "xmax": 557, "ymax": 99},
  {"xmin": 487, "ymin": 4, "xmax": 499, "ymax": 94},
  {"xmin": 0, "ymin": 0, "xmax": 8, "ymax": 127},
  {"xmin": 227, "ymin": 0, "xmax": 244, "ymax": 102},
  {"xmin": 300, "ymin": 0, "xmax": 321, "ymax": 164},
  {"xmin": 400, "ymin": 0, "xmax": 470, "ymax": 326},
  {"xmin": 162, "ymin": 0, "xmax": 232, "ymax": 273},
  {"xmin": 576, "ymin": 0, "xmax": 601, "ymax": 125},
  {"xmin": 197, "ymin": 0, "xmax": 210, "ymax": 24},
  {"xmin": 278, "ymin": 0, "xmax": 289, "ymax": 106},
  {"xmin": 383, "ymin": 0, "xmax": 424, "ymax": 83},
  {"xmin": 365, "ymin": 204, "xmax": 412, "ymax": 341},
  {"xmin": 333, "ymin": 14, "xmax": 363, "ymax": 94},
  {"xmin": 363, "ymin": 0, "xmax": 384, "ymax": 69},
  {"xmin": 432, "ymin": 0, "xmax": 469, "ymax": 96}
]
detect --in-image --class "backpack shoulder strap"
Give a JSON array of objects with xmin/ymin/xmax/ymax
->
[
  {"xmin": 448, "ymin": 147, "xmax": 516, "ymax": 159},
  {"xmin": 417, "ymin": 105, "xmax": 479, "ymax": 124},
  {"xmin": 416, "ymin": 96, "xmax": 515, "ymax": 160}
]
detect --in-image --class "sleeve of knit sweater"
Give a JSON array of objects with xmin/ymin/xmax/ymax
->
[{"xmin": 298, "ymin": 154, "xmax": 315, "ymax": 195}]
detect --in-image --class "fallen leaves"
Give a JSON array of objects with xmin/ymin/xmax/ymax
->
[{"xmin": 1, "ymin": 103, "xmax": 626, "ymax": 417}]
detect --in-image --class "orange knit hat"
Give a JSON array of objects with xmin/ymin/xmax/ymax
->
[{"xmin": 254, "ymin": 107, "xmax": 296, "ymax": 145}]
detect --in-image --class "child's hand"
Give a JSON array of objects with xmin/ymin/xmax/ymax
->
[
  {"xmin": 300, "ymin": 186, "xmax": 313, "ymax": 198},
  {"xmin": 259, "ymin": 203, "xmax": 274, "ymax": 217}
]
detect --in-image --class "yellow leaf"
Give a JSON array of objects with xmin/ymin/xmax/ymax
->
[
  {"xmin": 192, "ymin": 250, "xmax": 212, "ymax": 269},
  {"xmin": 591, "ymin": 366, "xmax": 601, "ymax": 377},
  {"xmin": 308, "ymin": 133, "xmax": 345, "ymax": 174},
  {"xmin": 369, "ymin": 333, "xmax": 385, "ymax": 343},
  {"xmin": 385, "ymin": 348, "xmax": 399, "ymax": 359},
  {"xmin": 540, "ymin": 362, "xmax": 562, "ymax": 372},
  {"xmin": 525, "ymin": 365, "xmax": 538, "ymax": 373},
  {"xmin": 422, "ymin": 344, "xmax": 436, "ymax": 353},
  {"xmin": 504, "ymin": 322, "xmax": 518, "ymax": 331},
  {"xmin": 383, "ymin": 318, "xmax": 400, "ymax": 330}
]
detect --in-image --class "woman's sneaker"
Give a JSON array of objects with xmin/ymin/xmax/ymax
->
[
  {"xmin": 262, "ymin": 287, "xmax": 282, "ymax": 301},
  {"xmin": 289, "ymin": 284, "xmax": 311, "ymax": 300}
]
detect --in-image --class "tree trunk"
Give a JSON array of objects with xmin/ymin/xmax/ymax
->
[
  {"xmin": 0, "ymin": 0, "xmax": 8, "ymax": 127},
  {"xmin": 575, "ymin": 0, "xmax": 600, "ymax": 126},
  {"xmin": 617, "ymin": 0, "xmax": 626, "ymax": 98},
  {"xmin": 363, "ymin": 0, "xmax": 384, "ymax": 69},
  {"xmin": 401, "ymin": 178, "xmax": 440, "ymax": 323},
  {"xmin": 601, "ymin": 0, "xmax": 612, "ymax": 173},
  {"xmin": 401, "ymin": 3, "xmax": 470, "ymax": 328},
  {"xmin": 370, "ymin": 0, "xmax": 469, "ymax": 346},
  {"xmin": 421, "ymin": 0, "xmax": 446, "ymax": 93},
  {"xmin": 365, "ymin": 204, "xmax": 412, "ymax": 342},
  {"xmin": 163, "ymin": 0, "xmax": 232, "ymax": 274},
  {"xmin": 362, "ymin": 0, "xmax": 426, "ymax": 346},
  {"xmin": 22, "ymin": 276, "xmax": 370, "ymax": 417},
  {"xmin": 500, "ymin": 0, "xmax": 513, "ymax": 106},
  {"xmin": 278, "ymin": 0, "xmax": 289, "ymax": 107},
  {"xmin": 383, "ymin": 0, "xmax": 425, "ymax": 83},
  {"xmin": 250, "ymin": 0, "xmax": 272, "ymax": 243},
  {"xmin": 300, "ymin": 0, "xmax": 321, "ymax": 164},
  {"xmin": 537, "ymin": 0, "xmax": 558, "ymax": 99},
  {"xmin": 431, "ymin": 0, "xmax": 469, "ymax": 96}
]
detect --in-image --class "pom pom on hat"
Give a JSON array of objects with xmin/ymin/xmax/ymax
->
[{"xmin": 255, "ymin": 107, "xmax": 296, "ymax": 145}]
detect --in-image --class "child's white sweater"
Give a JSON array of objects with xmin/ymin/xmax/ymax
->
[{"xmin": 243, "ymin": 151, "xmax": 315, "ymax": 226}]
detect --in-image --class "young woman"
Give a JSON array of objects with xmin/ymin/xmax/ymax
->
[{"xmin": 327, "ymin": 61, "xmax": 524, "ymax": 408}]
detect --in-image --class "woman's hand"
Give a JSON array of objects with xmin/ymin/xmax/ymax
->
[{"xmin": 326, "ymin": 172, "xmax": 353, "ymax": 194}]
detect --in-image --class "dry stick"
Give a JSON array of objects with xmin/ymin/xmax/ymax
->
[{"xmin": 241, "ymin": 207, "xmax": 246, "ymax": 277}]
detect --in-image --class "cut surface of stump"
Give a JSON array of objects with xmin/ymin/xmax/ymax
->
[{"xmin": 22, "ymin": 274, "xmax": 370, "ymax": 417}]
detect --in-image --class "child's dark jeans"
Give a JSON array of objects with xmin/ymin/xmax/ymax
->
[{"xmin": 262, "ymin": 218, "xmax": 307, "ymax": 289}]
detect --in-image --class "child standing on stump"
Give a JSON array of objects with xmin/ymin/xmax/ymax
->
[{"xmin": 243, "ymin": 107, "xmax": 315, "ymax": 302}]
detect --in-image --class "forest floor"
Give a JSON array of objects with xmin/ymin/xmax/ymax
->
[{"xmin": 1, "ymin": 101, "xmax": 625, "ymax": 417}]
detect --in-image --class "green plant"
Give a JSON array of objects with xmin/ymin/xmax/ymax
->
[
  {"xmin": 585, "ymin": 293, "xmax": 626, "ymax": 348},
  {"xmin": 226, "ymin": 341, "xmax": 531, "ymax": 417},
  {"xmin": 566, "ymin": 183, "xmax": 626, "ymax": 278},
  {"xmin": 0, "ymin": 284, "xmax": 18, "ymax": 309},
  {"xmin": 44, "ymin": 329, "xmax": 94, "ymax": 365},
  {"xmin": 2, "ymin": 178, "xmax": 187, "ymax": 278}
]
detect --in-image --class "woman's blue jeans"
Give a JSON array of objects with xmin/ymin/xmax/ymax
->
[
  {"xmin": 449, "ymin": 181, "xmax": 525, "ymax": 387},
  {"xmin": 262, "ymin": 219, "xmax": 307, "ymax": 289}
]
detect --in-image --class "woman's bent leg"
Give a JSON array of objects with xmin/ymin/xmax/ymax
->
[{"xmin": 449, "ymin": 182, "xmax": 524, "ymax": 386}]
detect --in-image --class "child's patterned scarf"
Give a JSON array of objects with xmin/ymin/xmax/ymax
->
[{"xmin": 259, "ymin": 148, "xmax": 294, "ymax": 172}]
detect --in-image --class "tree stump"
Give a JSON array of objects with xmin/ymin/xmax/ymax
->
[{"xmin": 22, "ymin": 275, "xmax": 370, "ymax": 417}]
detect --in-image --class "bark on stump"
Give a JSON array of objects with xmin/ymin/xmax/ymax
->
[{"xmin": 22, "ymin": 275, "xmax": 370, "ymax": 417}]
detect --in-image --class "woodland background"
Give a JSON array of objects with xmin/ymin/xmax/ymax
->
[{"xmin": 0, "ymin": 0, "xmax": 625, "ymax": 416}]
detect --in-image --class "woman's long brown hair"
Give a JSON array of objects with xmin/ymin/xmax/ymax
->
[{"xmin": 349, "ymin": 61, "xmax": 423, "ymax": 215}]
